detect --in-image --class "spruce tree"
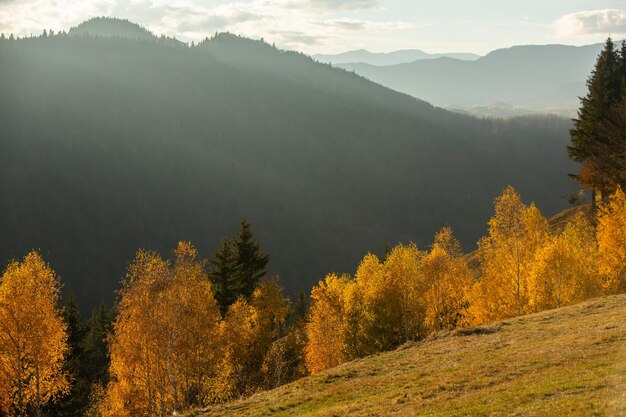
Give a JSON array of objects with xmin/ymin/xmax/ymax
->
[
  {"xmin": 44, "ymin": 294, "xmax": 88, "ymax": 417},
  {"xmin": 234, "ymin": 219, "xmax": 269, "ymax": 299},
  {"xmin": 568, "ymin": 38, "xmax": 622, "ymax": 201},
  {"xmin": 45, "ymin": 302, "xmax": 112, "ymax": 417},
  {"xmin": 619, "ymin": 41, "xmax": 626, "ymax": 89},
  {"xmin": 293, "ymin": 290, "xmax": 309, "ymax": 323},
  {"xmin": 209, "ymin": 238, "xmax": 241, "ymax": 314},
  {"xmin": 82, "ymin": 304, "xmax": 111, "ymax": 386}
]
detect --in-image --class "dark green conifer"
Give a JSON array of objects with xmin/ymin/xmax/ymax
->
[
  {"xmin": 234, "ymin": 219, "xmax": 269, "ymax": 300},
  {"xmin": 568, "ymin": 38, "xmax": 623, "ymax": 202},
  {"xmin": 44, "ymin": 295, "xmax": 87, "ymax": 416},
  {"xmin": 82, "ymin": 304, "xmax": 112, "ymax": 385},
  {"xmin": 209, "ymin": 238, "xmax": 241, "ymax": 315}
]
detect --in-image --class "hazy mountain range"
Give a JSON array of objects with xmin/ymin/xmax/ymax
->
[
  {"xmin": 322, "ymin": 43, "xmax": 608, "ymax": 117},
  {"xmin": 0, "ymin": 18, "xmax": 578, "ymax": 310},
  {"xmin": 313, "ymin": 49, "xmax": 480, "ymax": 66}
]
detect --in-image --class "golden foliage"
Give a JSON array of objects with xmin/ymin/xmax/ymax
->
[
  {"xmin": 305, "ymin": 274, "xmax": 352, "ymax": 375},
  {"xmin": 305, "ymin": 239, "xmax": 473, "ymax": 373},
  {"xmin": 0, "ymin": 251, "xmax": 69, "ymax": 417},
  {"xmin": 597, "ymin": 187, "xmax": 626, "ymax": 293},
  {"xmin": 470, "ymin": 186, "xmax": 549, "ymax": 324},
  {"xmin": 102, "ymin": 242, "xmax": 221, "ymax": 417},
  {"xmin": 213, "ymin": 278, "xmax": 290, "ymax": 400},
  {"xmin": 5, "ymin": 184, "xmax": 626, "ymax": 413},
  {"xmin": 529, "ymin": 215, "xmax": 600, "ymax": 310},
  {"xmin": 422, "ymin": 228, "xmax": 473, "ymax": 332}
]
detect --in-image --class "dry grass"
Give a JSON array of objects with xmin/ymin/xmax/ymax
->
[{"xmin": 190, "ymin": 294, "xmax": 626, "ymax": 417}]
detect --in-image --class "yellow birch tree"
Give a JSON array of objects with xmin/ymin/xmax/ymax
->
[
  {"xmin": 471, "ymin": 186, "xmax": 549, "ymax": 323},
  {"xmin": 596, "ymin": 187, "xmax": 626, "ymax": 293},
  {"xmin": 529, "ymin": 215, "xmax": 600, "ymax": 311},
  {"xmin": 0, "ymin": 251, "xmax": 69, "ymax": 417},
  {"xmin": 102, "ymin": 242, "xmax": 221, "ymax": 417},
  {"xmin": 422, "ymin": 228, "xmax": 473, "ymax": 332},
  {"xmin": 304, "ymin": 274, "xmax": 352, "ymax": 374}
]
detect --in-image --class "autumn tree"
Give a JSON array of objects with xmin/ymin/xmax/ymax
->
[
  {"xmin": 102, "ymin": 242, "xmax": 221, "ymax": 416},
  {"xmin": 304, "ymin": 274, "xmax": 352, "ymax": 374},
  {"xmin": 306, "ymin": 244, "xmax": 426, "ymax": 374},
  {"xmin": 210, "ymin": 298, "xmax": 255, "ymax": 402},
  {"xmin": 597, "ymin": 187, "xmax": 626, "ymax": 293},
  {"xmin": 529, "ymin": 215, "xmax": 600, "ymax": 311},
  {"xmin": 212, "ymin": 278, "xmax": 289, "ymax": 400},
  {"xmin": 347, "ymin": 244, "xmax": 425, "ymax": 357},
  {"xmin": 421, "ymin": 228, "xmax": 473, "ymax": 332},
  {"xmin": 0, "ymin": 251, "xmax": 69, "ymax": 417},
  {"xmin": 471, "ymin": 186, "xmax": 549, "ymax": 323}
]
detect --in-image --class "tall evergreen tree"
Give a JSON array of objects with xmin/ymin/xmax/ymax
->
[
  {"xmin": 234, "ymin": 219, "xmax": 270, "ymax": 300},
  {"xmin": 209, "ymin": 238, "xmax": 241, "ymax": 314},
  {"xmin": 618, "ymin": 41, "xmax": 626, "ymax": 89},
  {"xmin": 44, "ymin": 295, "xmax": 88, "ymax": 417},
  {"xmin": 82, "ymin": 305, "xmax": 112, "ymax": 386},
  {"xmin": 45, "ymin": 302, "xmax": 112, "ymax": 417},
  {"xmin": 568, "ymin": 38, "xmax": 622, "ymax": 202}
]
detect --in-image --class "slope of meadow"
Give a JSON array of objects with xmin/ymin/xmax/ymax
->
[{"xmin": 191, "ymin": 294, "xmax": 626, "ymax": 417}]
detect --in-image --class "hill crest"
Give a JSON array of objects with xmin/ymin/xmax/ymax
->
[{"xmin": 68, "ymin": 17, "xmax": 156, "ymax": 40}]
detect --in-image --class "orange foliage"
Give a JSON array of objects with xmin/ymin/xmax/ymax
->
[
  {"xmin": 102, "ymin": 242, "xmax": 221, "ymax": 417},
  {"xmin": 470, "ymin": 186, "xmax": 549, "ymax": 324},
  {"xmin": 597, "ymin": 187, "xmax": 626, "ymax": 293},
  {"xmin": 305, "ymin": 274, "xmax": 352, "ymax": 374},
  {"xmin": 0, "ymin": 251, "xmax": 69, "ymax": 417}
]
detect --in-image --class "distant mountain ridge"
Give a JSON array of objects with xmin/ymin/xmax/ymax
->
[
  {"xmin": 314, "ymin": 48, "xmax": 480, "ymax": 66},
  {"xmin": 336, "ymin": 43, "xmax": 608, "ymax": 117}
]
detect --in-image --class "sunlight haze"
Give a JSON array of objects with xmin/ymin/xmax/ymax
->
[{"xmin": 1, "ymin": 0, "xmax": 625, "ymax": 54}]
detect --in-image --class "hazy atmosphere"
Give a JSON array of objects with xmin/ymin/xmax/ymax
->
[
  {"xmin": 1, "ymin": 1, "xmax": 625, "ymax": 416},
  {"xmin": 1, "ymin": 0, "xmax": 626, "ymax": 53}
]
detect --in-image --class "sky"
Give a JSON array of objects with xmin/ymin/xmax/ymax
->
[{"xmin": 0, "ymin": 0, "xmax": 626, "ymax": 54}]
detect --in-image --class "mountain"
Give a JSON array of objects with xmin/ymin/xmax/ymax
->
[
  {"xmin": 0, "ymin": 28, "xmax": 577, "ymax": 311},
  {"xmin": 314, "ymin": 48, "xmax": 480, "ymax": 66},
  {"xmin": 339, "ymin": 43, "xmax": 605, "ymax": 117},
  {"xmin": 68, "ymin": 17, "xmax": 156, "ymax": 40},
  {"xmin": 194, "ymin": 294, "xmax": 626, "ymax": 416}
]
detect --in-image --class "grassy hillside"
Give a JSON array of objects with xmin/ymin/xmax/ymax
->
[{"xmin": 191, "ymin": 294, "xmax": 626, "ymax": 417}]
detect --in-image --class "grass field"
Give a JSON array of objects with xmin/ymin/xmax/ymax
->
[{"xmin": 191, "ymin": 294, "xmax": 626, "ymax": 417}]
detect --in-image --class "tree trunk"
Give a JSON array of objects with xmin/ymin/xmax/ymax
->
[
  {"xmin": 591, "ymin": 188, "xmax": 597, "ymax": 213},
  {"xmin": 16, "ymin": 350, "xmax": 24, "ymax": 417},
  {"xmin": 35, "ymin": 365, "xmax": 41, "ymax": 417}
]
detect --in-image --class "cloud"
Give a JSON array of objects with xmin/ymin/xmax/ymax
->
[
  {"xmin": 270, "ymin": 30, "xmax": 324, "ymax": 45},
  {"xmin": 0, "ymin": 0, "xmax": 412, "ymax": 53},
  {"xmin": 321, "ymin": 18, "xmax": 414, "ymax": 31},
  {"xmin": 304, "ymin": 0, "xmax": 380, "ymax": 11},
  {"xmin": 0, "ymin": 0, "xmax": 116, "ymax": 35},
  {"xmin": 554, "ymin": 9, "xmax": 626, "ymax": 38}
]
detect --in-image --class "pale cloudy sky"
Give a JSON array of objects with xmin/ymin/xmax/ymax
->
[{"xmin": 1, "ymin": 0, "xmax": 625, "ymax": 54}]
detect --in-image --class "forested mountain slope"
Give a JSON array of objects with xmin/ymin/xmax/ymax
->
[{"xmin": 0, "ymin": 23, "xmax": 577, "ymax": 309}]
